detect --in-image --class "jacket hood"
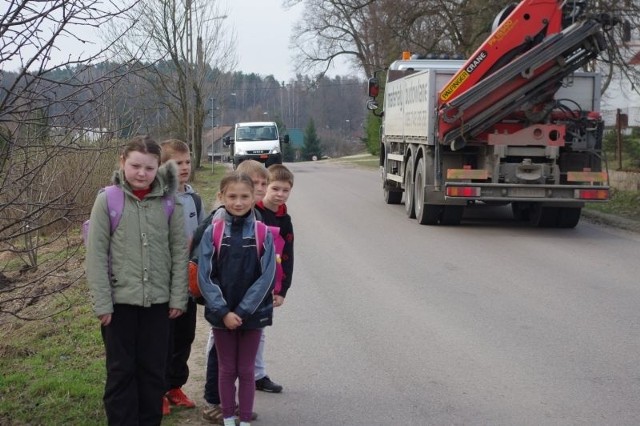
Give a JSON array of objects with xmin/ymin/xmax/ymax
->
[{"xmin": 112, "ymin": 160, "xmax": 179, "ymax": 196}]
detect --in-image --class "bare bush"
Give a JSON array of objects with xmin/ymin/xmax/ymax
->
[
  {"xmin": 0, "ymin": 1, "xmax": 139, "ymax": 319},
  {"xmin": 106, "ymin": 0, "xmax": 237, "ymax": 170}
]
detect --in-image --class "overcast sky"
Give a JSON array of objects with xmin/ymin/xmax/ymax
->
[
  {"xmin": 1, "ymin": 0, "xmax": 353, "ymax": 79},
  {"xmin": 229, "ymin": 0, "xmax": 353, "ymax": 81}
]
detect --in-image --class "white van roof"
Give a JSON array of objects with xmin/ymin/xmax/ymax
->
[{"xmin": 236, "ymin": 122, "xmax": 276, "ymax": 127}]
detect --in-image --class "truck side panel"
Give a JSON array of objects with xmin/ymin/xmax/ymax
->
[{"xmin": 383, "ymin": 69, "xmax": 459, "ymax": 143}]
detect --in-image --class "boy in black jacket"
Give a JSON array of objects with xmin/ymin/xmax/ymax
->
[{"xmin": 253, "ymin": 164, "xmax": 295, "ymax": 393}]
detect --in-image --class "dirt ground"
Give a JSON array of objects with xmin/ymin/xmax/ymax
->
[{"xmin": 169, "ymin": 309, "xmax": 215, "ymax": 425}]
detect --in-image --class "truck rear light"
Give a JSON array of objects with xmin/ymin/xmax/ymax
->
[
  {"xmin": 446, "ymin": 186, "xmax": 480, "ymax": 197},
  {"xmin": 575, "ymin": 189, "xmax": 609, "ymax": 200}
]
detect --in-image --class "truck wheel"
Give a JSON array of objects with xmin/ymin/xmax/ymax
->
[
  {"xmin": 414, "ymin": 157, "xmax": 441, "ymax": 225},
  {"xmin": 557, "ymin": 207, "xmax": 581, "ymax": 228},
  {"xmin": 384, "ymin": 188, "xmax": 402, "ymax": 204},
  {"xmin": 530, "ymin": 205, "xmax": 559, "ymax": 227},
  {"xmin": 441, "ymin": 206, "xmax": 464, "ymax": 225},
  {"xmin": 404, "ymin": 152, "xmax": 416, "ymax": 218},
  {"xmin": 511, "ymin": 202, "xmax": 530, "ymax": 221}
]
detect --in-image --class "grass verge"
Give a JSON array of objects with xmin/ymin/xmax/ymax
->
[
  {"xmin": 584, "ymin": 188, "xmax": 640, "ymax": 221},
  {"xmin": 0, "ymin": 287, "xmax": 105, "ymax": 425},
  {"xmin": 329, "ymin": 153, "xmax": 379, "ymax": 169},
  {"xmin": 0, "ymin": 165, "xmax": 226, "ymax": 425}
]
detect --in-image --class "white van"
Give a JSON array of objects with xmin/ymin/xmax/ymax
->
[{"xmin": 223, "ymin": 121, "xmax": 289, "ymax": 168}]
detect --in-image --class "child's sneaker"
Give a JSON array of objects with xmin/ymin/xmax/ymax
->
[
  {"xmin": 166, "ymin": 387, "xmax": 196, "ymax": 408},
  {"xmin": 202, "ymin": 403, "xmax": 224, "ymax": 424},
  {"xmin": 162, "ymin": 396, "xmax": 171, "ymax": 415},
  {"xmin": 235, "ymin": 406, "xmax": 258, "ymax": 420},
  {"xmin": 255, "ymin": 375, "xmax": 283, "ymax": 393},
  {"xmin": 223, "ymin": 417, "xmax": 238, "ymax": 426}
]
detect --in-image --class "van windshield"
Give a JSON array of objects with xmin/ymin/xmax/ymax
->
[{"xmin": 236, "ymin": 125, "xmax": 277, "ymax": 141}]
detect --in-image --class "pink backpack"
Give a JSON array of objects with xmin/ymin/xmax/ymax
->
[{"xmin": 211, "ymin": 219, "xmax": 285, "ymax": 293}]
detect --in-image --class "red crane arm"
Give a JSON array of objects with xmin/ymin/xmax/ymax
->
[{"xmin": 438, "ymin": 0, "xmax": 564, "ymax": 107}]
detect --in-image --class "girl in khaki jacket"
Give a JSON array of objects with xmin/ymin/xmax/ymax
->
[{"xmin": 85, "ymin": 135, "xmax": 188, "ymax": 425}]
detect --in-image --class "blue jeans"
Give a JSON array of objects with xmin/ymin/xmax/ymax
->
[{"xmin": 254, "ymin": 329, "xmax": 267, "ymax": 380}]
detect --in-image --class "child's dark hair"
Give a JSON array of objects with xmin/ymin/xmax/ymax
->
[
  {"xmin": 122, "ymin": 135, "xmax": 162, "ymax": 165},
  {"xmin": 160, "ymin": 139, "xmax": 190, "ymax": 163},
  {"xmin": 267, "ymin": 164, "xmax": 294, "ymax": 187},
  {"xmin": 219, "ymin": 171, "xmax": 255, "ymax": 194}
]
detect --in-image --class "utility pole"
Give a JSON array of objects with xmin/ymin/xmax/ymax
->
[
  {"xmin": 211, "ymin": 97, "xmax": 215, "ymax": 173},
  {"xmin": 186, "ymin": 0, "xmax": 194, "ymax": 154}
]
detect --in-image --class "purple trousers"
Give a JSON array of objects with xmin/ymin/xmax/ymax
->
[{"xmin": 212, "ymin": 328, "xmax": 262, "ymax": 422}]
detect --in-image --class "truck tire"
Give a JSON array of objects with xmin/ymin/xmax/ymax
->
[
  {"xmin": 557, "ymin": 207, "xmax": 581, "ymax": 228},
  {"xmin": 511, "ymin": 202, "xmax": 531, "ymax": 221},
  {"xmin": 404, "ymin": 152, "xmax": 416, "ymax": 218},
  {"xmin": 530, "ymin": 205, "xmax": 559, "ymax": 227},
  {"xmin": 414, "ymin": 157, "xmax": 441, "ymax": 225},
  {"xmin": 384, "ymin": 188, "xmax": 403, "ymax": 204},
  {"xmin": 530, "ymin": 205, "xmax": 581, "ymax": 228},
  {"xmin": 441, "ymin": 206, "xmax": 464, "ymax": 225}
]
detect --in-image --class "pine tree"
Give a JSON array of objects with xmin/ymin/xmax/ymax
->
[
  {"xmin": 275, "ymin": 116, "xmax": 296, "ymax": 162},
  {"xmin": 301, "ymin": 118, "xmax": 323, "ymax": 161},
  {"xmin": 282, "ymin": 141, "xmax": 296, "ymax": 162},
  {"xmin": 365, "ymin": 113, "xmax": 381, "ymax": 155}
]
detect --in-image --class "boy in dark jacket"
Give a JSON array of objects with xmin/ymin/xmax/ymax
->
[{"xmin": 253, "ymin": 164, "xmax": 295, "ymax": 393}]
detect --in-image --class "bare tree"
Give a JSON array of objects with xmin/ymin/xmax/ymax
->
[
  {"xmin": 288, "ymin": 0, "xmax": 484, "ymax": 77},
  {"xmin": 107, "ymin": 0, "xmax": 237, "ymax": 169},
  {"xmin": 1, "ymin": 1, "xmax": 142, "ymax": 319},
  {"xmin": 289, "ymin": 0, "xmax": 640, "ymax": 99}
]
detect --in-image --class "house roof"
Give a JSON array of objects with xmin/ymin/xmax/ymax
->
[{"xmin": 202, "ymin": 126, "xmax": 233, "ymax": 152}]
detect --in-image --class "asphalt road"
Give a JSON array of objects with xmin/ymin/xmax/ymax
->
[{"xmin": 181, "ymin": 160, "xmax": 640, "ymax": 426}]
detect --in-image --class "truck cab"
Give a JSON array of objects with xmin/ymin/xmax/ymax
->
[{"xmin": 223, "ymin": 121, "xmax": 289, "ymax": 168}]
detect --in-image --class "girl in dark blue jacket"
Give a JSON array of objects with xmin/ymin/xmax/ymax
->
[{"xmin": 197, "ymin": 171, "xmax": 276, "ymax": 426}]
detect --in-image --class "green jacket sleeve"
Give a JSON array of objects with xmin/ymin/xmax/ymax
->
[
  {"xmin": 169, "ymin": 200, "xmax": 189, "ymax": 311},
  {"xmin": 85, "ymin": 192, "xmax": 114, "ymax": 317}
]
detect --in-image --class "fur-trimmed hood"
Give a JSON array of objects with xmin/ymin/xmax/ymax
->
[{"xmin": 111, "ymin": 159, "xmax": 179, "ymax": 196}]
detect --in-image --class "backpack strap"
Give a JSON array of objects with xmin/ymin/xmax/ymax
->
[
  {"xmin": 254, "ymin": 221, "xmax": 268, "ymax": 257},
  {"xmin": 189, "ymin": 211, "xmax": 214, "ymax": 258},
  {"xmin": 213, "ymin": 219, "xmax": 272, "ymax": 260},
  {"xmin": 212, "ymin": 219, "xmax": 225, "ymax": 258},
  {"xmin": 104, "ymin": 186, "xmax": 174, "ymax": 233},
  {"xmin": 104, "ymin": 185, "xmax": 125, "ymax": 234},
  {"xmin": 189, "ymin": 192, "xmax": 203, "ymax": 218},
  {"xmin": 161, "ymin": 195, "xmax": 175, "ymax": 219}
]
